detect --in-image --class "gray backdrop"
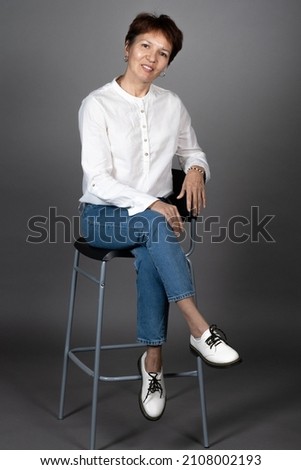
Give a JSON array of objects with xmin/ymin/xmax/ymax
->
[{"xmin": 1, "ymin": 0, "xmax": 300, "ymax": 450}]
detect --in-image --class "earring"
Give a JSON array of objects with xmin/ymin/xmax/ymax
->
[
  {"xmin": 160, "ymin": 70, "xmax": 166, "ymax": 78},
  {"xmin": 124, "ymin": 55, "xmax": 128, "ymax": 62}
]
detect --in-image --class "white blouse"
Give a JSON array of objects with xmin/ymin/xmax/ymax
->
[{"xmin": 79, "ymin": 78, "xmax": 210, "ymax": 216}]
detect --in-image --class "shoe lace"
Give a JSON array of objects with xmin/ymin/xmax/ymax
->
[
  {"xmin": 206, "ymin": 324, "xmax": 228, "ymax": 349},
  {"xmin": 144, "ymin": 372, "xmax": 163, "ymax": 402}
]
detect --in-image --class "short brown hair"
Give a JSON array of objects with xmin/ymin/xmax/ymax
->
[{"xmin": 125, "ymin": 13, "xmax": 183, "ymax": 64}]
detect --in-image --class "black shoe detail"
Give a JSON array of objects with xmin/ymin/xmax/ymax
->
[
  {"xmin": 205, "ymin": 324, "xmax": 227, "ymax": 349},
  {"xmin": 143, "ymin": 372, "xmax": 163, "ymax": 402}
]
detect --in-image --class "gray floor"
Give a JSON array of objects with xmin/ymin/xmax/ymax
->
[{"xmin": 1, "ymin": 297, "xmax": 300, "ymax": 450}]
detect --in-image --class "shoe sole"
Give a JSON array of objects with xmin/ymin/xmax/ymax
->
[
  {"xmin": 189, "ymin": 344, "xmax": 242, "ymax": 368},
  {"xmin": 137, "ymin": 355, "xmax": 166, "ymax": 421}
]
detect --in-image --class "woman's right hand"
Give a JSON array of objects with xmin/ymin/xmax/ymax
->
[{"xmin": 148, "ymin": 200, "xmax": 184, "ymax": 236}]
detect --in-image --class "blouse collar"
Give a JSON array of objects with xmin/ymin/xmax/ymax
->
[{"xmin": 112, "ymin": 77, "xmax": 153, "ymax": 103}]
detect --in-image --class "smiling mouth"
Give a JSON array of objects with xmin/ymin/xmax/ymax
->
[{"xmin": 141, "ymin": 64, "xmax": 154, "ymax": 72}]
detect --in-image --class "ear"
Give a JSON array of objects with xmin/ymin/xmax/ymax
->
[{"xmin": 123, "ymin": 41, "xmax": 130, "ymax": 62}]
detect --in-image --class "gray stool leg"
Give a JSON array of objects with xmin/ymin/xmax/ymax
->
[
  {"xmin": 89, "ymin": 260, "xmax": 107, "ymax": 450},
  {"xmin": 186, "ymin": 256, "xmax": 209, "ymax": 448},
  {"xmin": 197, "ymin": 357, "xmax": 209, "ymax": 448},
  {"xmin": 58, "ymin": 249, "xmax": 80, "ymax": 420}
]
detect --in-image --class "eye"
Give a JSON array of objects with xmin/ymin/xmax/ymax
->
[
  {"xmin": 160, "ymin": 51, "xmax": 168, "ymax": 58},
  {"xmin": 141, "ymin": 43, "xmax": 149, "ymax": 48}
]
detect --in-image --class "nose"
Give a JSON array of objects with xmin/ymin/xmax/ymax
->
[{"xmin": 146, "ymin": 52, "xmax": 156, "ymax": 63}]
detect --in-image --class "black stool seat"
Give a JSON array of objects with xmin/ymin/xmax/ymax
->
[{"xmin": 74, "ymin": 237, "xmax": 134, "ymax": 261}]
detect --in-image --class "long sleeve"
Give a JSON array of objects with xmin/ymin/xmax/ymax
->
[{"xmin": 176, "ymin": 102, "xmax": 210, "ymax": 180}]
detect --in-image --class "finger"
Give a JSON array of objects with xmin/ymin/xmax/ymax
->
[
  {"xmin": 191, "ymin": 188, "xmax": 200, "ymax": 215},
  {"xmin": 187, "ymin": 188, "xmax": 198, "ymax": 215},
  {"xmin": 186, "ymin": 190, "xmax": 192, "ymax": 213},
  {"xmin": 201, "ymin": 188, "xmax": 206, "ymax": 209},
  {"xmin": 168, "ymin": 212, "xmax": 184, "ymax": 235},
  {"xmin": 190, "ymin": 187, "xmax": 203, "ymax": 215},
  {"xmin": 176, "ymin": 187, "xmax": 185, "ymax": 200},
  {"xmin": 197, "ymin": 188, "xmax": 202, "ymax": 214}
]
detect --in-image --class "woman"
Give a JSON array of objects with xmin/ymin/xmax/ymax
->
[{"xmin": 79, "ymin": 13, "xmax": 240, "ymax": 421}]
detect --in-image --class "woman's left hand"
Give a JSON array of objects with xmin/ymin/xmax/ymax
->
[{"xmin": 177, "ymin": 168, "xmax": 206, "ymax": 216}]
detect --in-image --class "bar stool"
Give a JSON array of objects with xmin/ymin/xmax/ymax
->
[{"xmin": 58, "ymin": 169, "xmax": 209, "ymax": 449}]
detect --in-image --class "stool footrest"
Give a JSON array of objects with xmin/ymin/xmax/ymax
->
[{"xmin": 68, "ymin": 349, "xmax": 198, "ymax": 382}]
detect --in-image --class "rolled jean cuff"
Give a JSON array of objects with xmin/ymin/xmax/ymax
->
[
  {"xmin": 137, "ymin": 338, "xmax": 166, "ymax": 346},
  {"xmin": 168, "ymin": 290, "xmax": 195, "ymax": 303}
]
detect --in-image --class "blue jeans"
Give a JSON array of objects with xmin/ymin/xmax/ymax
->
[{"xmin": 80, "ymin": 203, "xmax": 195, "ymax": 345}]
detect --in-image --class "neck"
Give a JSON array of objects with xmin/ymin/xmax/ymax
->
[{"xmin": 116, "ymin": 74, "xmax": 151, "ymax": 98}]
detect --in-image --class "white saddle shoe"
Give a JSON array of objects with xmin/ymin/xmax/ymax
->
[
  {"xmin": 138, "ymin": 352, "xmax": 166, "ymax": 421},
  {"xmin": 190, "ymin": 324, "xmax": 241, "ymax": 367}
]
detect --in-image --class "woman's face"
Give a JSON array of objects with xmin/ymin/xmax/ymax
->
[{"xmin": 125, "ymin": 30, "xmax": 172, "ymax": 85}]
